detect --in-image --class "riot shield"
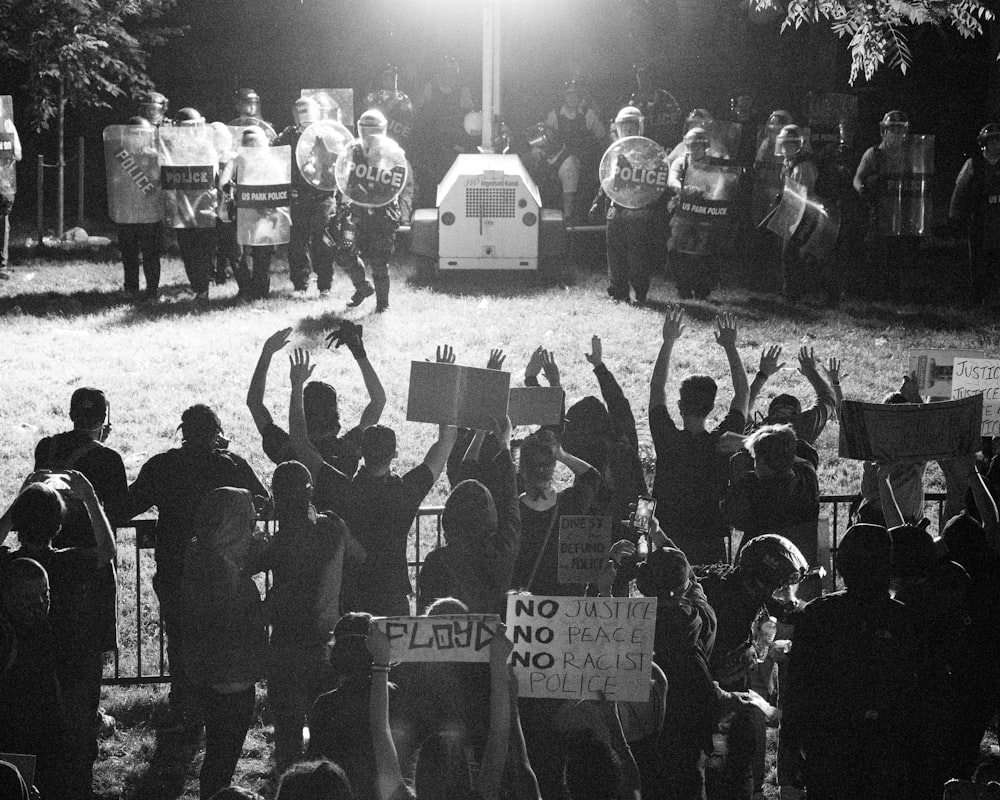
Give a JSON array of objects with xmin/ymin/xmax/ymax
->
[
  {"xmin": 773, "ymin": 126, "xmax": 812, "ymax": 157},
  {"xmin": 752, "ymin": 122, "xmax": 785, "ymax": 224},
  {"xmin": 301, "ymin": 89, "xmax": 355, "ymax": 128},
  {"xmin": 103, "ymin": 125, "xmax": 162, "ymax": 224},
  {"xmin": 704, "ymin": 120, "xmax": 742, "ymax": 161},
  {"xmin": 807, "ymin": 92, "xmax": 857, "ymax": 158},
  {"xmin": 227, "ymin": 116, "xmax": 277, "ymax": 142},
  {"xmin": 209, "ymin": 122, "xmax": 236, "ymax": 164},
  {"xmin": 875, "ymin": 134, "xmax": 934, "ymax": 237},
  {"xmin": 766, "ymin": 179, "xmax": 840, "ymax": 260},
  {"xmin": 236, "ymin": 145, "xmax": 291, "ymax": 246},
  {"xmin": 335, "ymin": 135, "xmax": 408, "ymax": 208},
  {"xmin": 365, "ymin": 89, "xmax": 415, "ymax": 147},
  {"xmin": 0, "ymin": 95, "xmax": 16, "ymax": 199},
  {"xmin": 157, "ymin": 126, "xmax": 218, "ymax": 229},
  {"xmin": 296, "ymin": 119, "xmax": 353, "ymax": 191},
  {"xmin": 668, "ymin": 157, "xmax": 740, "ymax": 255},
  {"xmin": 598, "ymin": 136, "xmax": 669, "ymax": 209}
]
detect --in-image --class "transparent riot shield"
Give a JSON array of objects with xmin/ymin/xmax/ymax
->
[
  {"xmin": 365, "ymin": 89, "xmax": 415, "ymax": 148},
  {"xmin": 335, "ymin": 135, "xmax": 408, "ymax": 208},
  {"xmin": 301, "ymin": 89, "xmax": 355, "ymax": 128},
  {"xmin": 876, "ymin": 134, "xmax": 934, "ymax": 237},
  {"xmin": 598, "ymin": 136, "xmax": 669, "ymax": 209},
  {"xmin": 157, "ymin": 126, "xmax": 218, "ymax": 229},
  {"xmin": 227, "ymin": 116, "xmax": 276, "ymax": 142},
  {"xmin": 766, "ymin": 179, "xmax": 840, "ymax": 260},
  {"xmin": 705, "ymin": 120, "xmax": 742, "ymax": 161},
  {"xmin": 0, "ymin": 96, "xmax": 17, "ymax": 199},
  {"xmin": 103, "ymin": 125, "xmax": 162, "ymax": 224},
  {"xmin": 773, "ymin": 127, "xmax": 812, "ymax": 157},
  {"xmin": 296, "ymin": 119, "xmax": 353, "ymax": 192},
  {"xmin": 807, "ymin": 92, "xmax": 857, "ymax": 158},
  {"xmin": 668, "ymin": 157, "xmax": 740, "ymax": 256},
  {"xmin": 752, "ymin": 123, "xmax": 785, "ymax": 224},
  {"xmin": 236, "ymin": 145, "xmax": 291, "ymax": 246}
]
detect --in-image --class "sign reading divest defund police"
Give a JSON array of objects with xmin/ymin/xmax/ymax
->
[{"xmin": 505, "ymin": 594, "xmax": 656, "ymax": 702}]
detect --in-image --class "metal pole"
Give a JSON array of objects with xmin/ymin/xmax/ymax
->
[
  {"xmin": 481, "ymin": 0, "xmax": 495, "ymax": 153},
  {"xmin": 77, "ymin": 136, "xmax": 84, "ymax": 227},
  {"xmin": 36, "ymin": 154, "xmax": 44, "ymax": 245},
  {"xmin": 56, "ymin": 80, "xmax": 65, "ymax": 239}
]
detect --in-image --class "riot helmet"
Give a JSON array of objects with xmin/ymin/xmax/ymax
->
[
  {"xmin": 357, "ymin": 108, "xmax": 388, "ymax": 139},
  {"xmin": 683, "ymin": 126, "xmax": 710, "ymax": 159},
  {"xmin": 138, "ymin": 91, "xmax": 168, "ymax": 126},
  {"xmin": 127, "ymin": 116, "xmax": 154, "ymax": 129},
  {"xmin": 685, "ymin": 108, "xmax": 713, "ymax": 131},
  {"xmin": 767, "ymin": 110, "xmax": 793, "ymax": 129},
  {"xmin": 614, "ymin": 105, "xmax": 644, "ymax": 138},
  {"xmin": 879, "ymin": 110, "xmax": 909, "ymax": 134},
  {"xmin": 562, "ymin": 80, "xmax": 582, "ymax": 110},
  {"xmin": 776, "ymin": 124, "xmax": 804, "ymax": 158},
  {"xmin": 293, "ymin": 97, "xmax": 322, "ymax": 128},
  {"xmin": 175, "ymin": 107, "xmax": 204, "ymax": 125},
  {"xmin": 730, "ymin": 90, "xmax": 755, "ymax": 123},
  {"xmin": 241, "ymin": 125, "xmax": 268, "ymax": 148},
  {"xmin": 978, "ymin": 122, "xmax": 1000, "ymax": 150},
  {"xmin": 736, "ymin": 534, "xmax": 808, "ymax": 596},
  {"xmin": 235, "ymin": 88, "xmax": 261, "ymax": 118}
]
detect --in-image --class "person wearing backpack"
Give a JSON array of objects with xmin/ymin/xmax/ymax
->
[{"xmin": 32, "ymin": 387, "xmax": 127, "ymax": 798}]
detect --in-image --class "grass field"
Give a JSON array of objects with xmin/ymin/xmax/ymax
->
[{"xmin": 2, "ymin": 242, "xmax": 998, "ymax": 798}]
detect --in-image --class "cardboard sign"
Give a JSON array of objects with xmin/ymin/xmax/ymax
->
[
  {"xmin": 951, "ymin": 357, "xmax": 1000, "ymax": 436},
  {"xmin": 838, "ymin": 395, "xmax": 982, "ymax": 462},
  {"xmin": 406, "ymin": 361, "xmax": 510, "ymax": 430},
  {"xmin": 558, "ymin": 516, "xmax": 614, "ymax": 584},
  {"xmin": 507, "ymin": 387, "xmax": 563, "ymax": 426},
  {"xmin": 910, "ymin": 349, "xmax": 986, "ymax": 400},
  {"xmin": 373, "ymin": 614, "xmax": 500, "ymax": 663},
  {"xmin": 505, "ymin": 594, "xmax": 656, "ymax": 702}
]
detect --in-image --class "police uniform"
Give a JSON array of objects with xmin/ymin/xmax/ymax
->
[
  {"xmin": 273, "ymin": 123, "xmax": 337, "ymax": 293},
  {"xmin": 950, "ymin": 146, "xmax": 1000, "ymax": 303}
]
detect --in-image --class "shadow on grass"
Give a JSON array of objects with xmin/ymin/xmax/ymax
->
[
  {"xmin": 126, "ymin": 729, "xmax": 202, "ymax": 800},
  {"xmin": 403, "ymin": 262, "xmax": 585, "ymax": 299}
]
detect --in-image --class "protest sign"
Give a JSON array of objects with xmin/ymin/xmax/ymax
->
[
  {"xmin": 838, "ymin": 395, "xmax": 982, "ymax": 462},
  {"xmin": 506, "ymin": 594, "xmax": 656, "ymax": 702},
  {"xmin": 951, "ymin": 357, "xmax": 1000, "ymax": 437},
  {"xmin": 508, "ymin": 386, "xmax": 563, "ymax": 426},
  {"xmin": 909, "ymin": 349, "xmax": 986, "ymax": 400},
  {"xmin": 558, "ymin": 516, "xmax": 614, "ymax": 584},
  {"xmin": 406, "ymin": 361, "xmax": 510, "ymax": 430},
  {"xmin": 372, "ymin": 614, "xmax": 500, "ymax": 663}
]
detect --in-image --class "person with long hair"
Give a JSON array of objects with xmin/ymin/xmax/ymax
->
[{"xmin": 180, "ymin": 487, "xmax": 267, "ymax": 799}]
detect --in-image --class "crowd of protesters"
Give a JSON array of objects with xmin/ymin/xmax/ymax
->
[{"xmin": 2, "ymin": 308, "xmax": 1000, "ymax": 800}]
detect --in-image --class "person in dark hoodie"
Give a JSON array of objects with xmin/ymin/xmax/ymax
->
[
  {"xmin": 417, "ymin": 415, "xmax": 519, "ymax": 616},
  {"xmin": 782, "ymin": 523, "xmax": 921, "ymax": 800}
]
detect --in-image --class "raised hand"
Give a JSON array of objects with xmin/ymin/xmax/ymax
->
[
  {"xmin": 262, "ymin": 327, "xmax": 292, "ymax": 357},
  {"xmin": 65, "ymin": 470, "xmax": 97, "ymax": 502},
  {"xmin": 797, "ymin": 346, "xmax": 819, "ymax": 375},
  {"xmin": 585, "ymin": 334, "xmax": 603, "ymax": 367},
  {"xmin": 663, "ymin": 306, "xmax": 685, "ymax": 342},
  {"xmin": 541, "ymin": 349, "xmax": 560, "ymax": 386},
  {"xmin": 289, "ymin": 348, "xmax": 315, "ymax": 386},
  {"xmin": 525, "ymin": 346, "xmax": 544, "ymax": 379},
  {"xmin": 824, "ymin": 357, "xmax": 847, "ymax": 385},
  {"xmin": 758, "ymin": 346, "xmax": 785, "ymax": 377},
  {"xmin": 714, "ymin": 313, "xmax": 738, "ymax": 349},
  {"xmin": 492, "ymin": 415, "xmax": 512, "ymax": 449},
  {"xmin": 487, "ymin": 348, "xmax": 506, "ymax": 370},
  {"xmin": 436, "ymin": 344, "xmax": 456, "ymax": 364}
]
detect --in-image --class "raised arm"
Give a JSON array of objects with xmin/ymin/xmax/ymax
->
[
  {"xmin": 68, "ymin": 470, "xmax": 117, "ymax": 563},
  {"xmin": 423, "ymin": 424, "xmax": 459, "ymax": 483},
  {"xmin": 748, "ymin": 346, "xmax": 785, "ymax": 416},
  {"xmin": 715, "ymin": 313, "xmax": 749, "ymax": 419},
  {"xmin": 313, "ymin": 516, "xmax": 347, "ymax": 637},
  {"xmin": 587, "ymin": 335, "xmax": 640, "ymax": 452},
  {"xmin": 288, "ymin": 349, "xmax": 338, "ymax": 482},
  {"xmin": 650, "ymin": 307, "xmax": 685, "ymax": 411},
  {"xmin": 797, "ymin": 346, "xmax": 835, "ymax": 410},
  {"xmin": 478, "ymin": 629, "xmax": 515, "ymax": 800},
  {"xmin": 326, "ymin": 322, "xmax": 386, "ymax": 430},
  {"xmin": 823, "ymin": 357, "xmax": 846, "ymax": 416},
  {"xmin": 597, "ymin": 698, "xmax": 641, "ymax": 800},
  {"xmin": 246, "ymin": 327, "xmax": 292, "ymax": 435},
  {"xmin": 367, "ymin": 623, "xmax": 406, "ymax": 800}
]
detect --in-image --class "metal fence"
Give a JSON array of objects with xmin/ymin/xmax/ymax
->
[{"xmin": 103, "ymin": 493, "xmax": 948, "ymax": 687}]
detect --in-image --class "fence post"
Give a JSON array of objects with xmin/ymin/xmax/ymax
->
[{"xmin": 36, "ymin": 154, "xmax": 44, "ymax": 245}]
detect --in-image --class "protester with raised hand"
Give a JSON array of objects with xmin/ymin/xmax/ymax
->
[
  {"xmin": 367, "ymin": 619, "xmax": 516, "ymax": 800},
  {"xmin": 524, "ymin": 346, "xmax": 561, "ymax": 387},
  {"xmin": 746, "ymin": 346, "xmax": 837, "ymax": 447},
  {"xmin": 292, "ymin": 345, "xmax": 457, "ymax": 616},
  {"xmin": 649, "ymin": 307, "xmax": 748, "ymax": 563},
  {"xmin": 248, "ymin": 324, "xmax": 385, "ymax": 479},
  {"xmin": 417, "ymin": 414, "xmax": 519, "ymax": 615}
]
